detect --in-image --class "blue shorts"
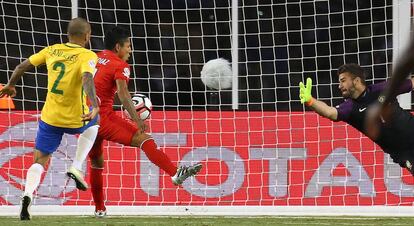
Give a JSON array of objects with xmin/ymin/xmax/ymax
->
[{"xmin": 35, "ymin": 116, "xmax": 98, "ymax": 154}]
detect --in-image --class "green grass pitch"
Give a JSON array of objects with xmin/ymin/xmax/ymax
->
[{"xmin": 0, "ymin": 216, "xmax": 413, "ymax": 226}]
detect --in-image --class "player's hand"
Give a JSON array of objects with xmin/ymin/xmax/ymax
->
[
  {"xmin": 82, "ymin": 107, "xmax": 99, "ymax": 122},
  {"xmin": 0, "ymin": 84, "xmax": 17, "ymax": 98},
  {"xmin": 299, "ymin": 78, "xmax": 313, "ymax": 104}
]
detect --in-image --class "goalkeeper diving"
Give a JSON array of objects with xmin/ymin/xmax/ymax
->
[{"xmin": 300, "ymin": 63, "xmax": 414, "ymax": 174}]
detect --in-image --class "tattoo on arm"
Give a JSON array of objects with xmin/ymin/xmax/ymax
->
[
  {"xmin": 116, "ymin": 80, "xmax": 142, "ymax": 125},
  {"xmin": 82, "ymin": 72, "xmax": 99, "ymax": 108},
  {"xmin": 119, "ymin": 90, "xmax": 141, "ymax": 124},
  {"xmin": 124, "ymin": 95, "xmax": 141, "ymax": 124}
]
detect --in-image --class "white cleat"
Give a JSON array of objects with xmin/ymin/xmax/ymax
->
[
  {"xmin": 94, "ymin": 209, "xmax": 107, "ymax": 218},
  {"xmin": 171, "ymin": 163, "xmax": 203, "ymax": 185},
  {"xmin": 67, "ymin": 166, "xmax": 88, "ymax": 191}
]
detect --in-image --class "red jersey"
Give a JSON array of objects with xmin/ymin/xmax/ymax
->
[{"xmin": 94, "ymin": 50, "xmax": 130, "ymax": 112}]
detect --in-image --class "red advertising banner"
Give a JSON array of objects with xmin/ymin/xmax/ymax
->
[{"xmin": 0, "ymin": 111, "xmax": 413, "ymax": 206}]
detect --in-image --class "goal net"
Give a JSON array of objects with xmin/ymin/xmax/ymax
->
[{"xmin": 1, "ymin": 0, "xmax": 414, "ymax": 215}]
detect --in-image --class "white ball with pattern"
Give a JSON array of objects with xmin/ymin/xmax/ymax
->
[{"xmin": 124, "ymin": 93, "xmax": 152, "ymax": 120}]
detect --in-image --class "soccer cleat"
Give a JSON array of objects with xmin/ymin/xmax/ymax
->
[
  {"xmin": 67, "ymin": 166, "xmax": 88, "ymax": 191},
  {"xmin": 20, "ymin": 195, "xmax": 31, "ymax": 220},
  {"xmin": 94, "ymin": 209, "xmax": 107, "ymax": 218},
  {"xmin": 406, "ymin": 160, "xmax": 414, "ymax": 176},
  {"xmin": 171, "ymin": 163, "xmax": 203, "ymax": 185}
]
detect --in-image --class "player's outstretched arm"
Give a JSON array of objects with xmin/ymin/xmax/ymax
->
[
  {"xmin": 81, "ymin": 72, "xmax": 99, "ymax": 121},
  {"xmin": 0, "ymin": 59, "xmax": 34, "ymax": 98},
  {"xmin": 299, "ymin": 77, "xmax": 338, "ymax": 121},
  {"xmin": 116, "ymin": 79, "xmax": 146, "ymax": 133}
]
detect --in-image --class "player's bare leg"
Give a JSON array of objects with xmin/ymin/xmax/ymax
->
[
  {"xmin": 21, "ymin": 150, "xmax": 50, "ymax": 220},
  {"xmin": 132, "ymin": 132, "xmax": 202, "ymax": 185}
]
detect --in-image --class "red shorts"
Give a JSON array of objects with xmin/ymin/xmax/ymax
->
[{"xmin": 88, "ymin": 111, "xmax": 138, "ymax": 159}]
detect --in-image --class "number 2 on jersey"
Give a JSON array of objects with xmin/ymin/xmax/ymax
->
[{"xmin": 51, "ymin": 62, "xmax": 65, "ymax": 95}]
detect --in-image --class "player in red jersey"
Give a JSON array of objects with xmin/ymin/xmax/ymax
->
[{"xmin": 88, "ymin": 26, "xmax": 202, "ymax": 217}]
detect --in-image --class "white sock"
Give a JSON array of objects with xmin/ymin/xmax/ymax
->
[
  {"xmin": 23, "ymin": 163, "xmax": 44, "ymax": 199},
  {"xmin": 72, "ymin": 125, "xmax": 99, "ymax": 171}
]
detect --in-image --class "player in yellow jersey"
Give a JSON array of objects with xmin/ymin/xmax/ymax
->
[{"xmin": 0, "ymin": 18, "xmax": 100, "ymax": 220}]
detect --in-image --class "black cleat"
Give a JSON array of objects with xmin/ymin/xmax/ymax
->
[{"xmin": 20, "ymin": 195, "xmax": 31, "ymax": 220}]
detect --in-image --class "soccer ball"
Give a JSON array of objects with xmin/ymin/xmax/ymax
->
[
  {"xmin": 200, "ymin": 58, "xmax": 232, "ymax": 90},
  {"xmin": 124, "ymin": 93, "xmax": 152, "ymax": 120}
]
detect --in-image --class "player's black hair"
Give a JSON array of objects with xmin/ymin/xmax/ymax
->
[
  {"xmin": 337, "ymin": 63, "xmax": 366, "ymax": 85},
  {"xmin": 104, "ymin": 26, "xmax": 130, "ymax": 50}
]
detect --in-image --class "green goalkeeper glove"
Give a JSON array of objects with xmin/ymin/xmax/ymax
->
[{"xmin": 299, "ymin": 77, "xmax": 314, "ymax": 106}]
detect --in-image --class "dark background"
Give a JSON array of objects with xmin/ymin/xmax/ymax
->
[{"xmin": 0, "ymin": 0, "xmax": 394, "ymax": 111}]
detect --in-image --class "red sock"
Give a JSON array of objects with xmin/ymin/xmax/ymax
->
[
  {"xmin": 141, "ymin": 139, "xmax": 177, "ymax": 176},
  {"xmin": 90, "ymin": 167, "xmax": 105, "ymax": 211}
]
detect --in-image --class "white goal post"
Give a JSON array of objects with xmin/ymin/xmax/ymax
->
[
  {"xmin": 394, "ymin": 0, "xmax": 411, "ymax": 109},
  {"xmin": 1, "ymin": 0, "xmax": 414, "ymax": 217}
]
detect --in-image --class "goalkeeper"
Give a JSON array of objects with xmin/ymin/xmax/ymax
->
[
  {"xmin": 300, "ymin": 63, "xmax": 414, "ymax": 174},
  {"xmin": 0, "ymin": 18, "xmax": 100, "ymax": 220},
  {"xmin": 88, "ymin": 26, "xmax": 202, "ymax": 218}
]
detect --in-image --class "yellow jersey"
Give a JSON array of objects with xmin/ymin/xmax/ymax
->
[{"xmin": 29, "ymin": 43, "xmax": 98, "ymax": 128}]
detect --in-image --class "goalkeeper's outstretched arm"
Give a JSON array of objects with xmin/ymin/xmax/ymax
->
[
  {"xmin": 299, "ymin": 78, "xmax": 338, "ymax": 121},
  {"xmin": 307, "ymin": 99, "xmax": 338, "ymax": 121}
]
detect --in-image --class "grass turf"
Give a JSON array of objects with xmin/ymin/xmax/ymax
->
[{"xmin": 0, "ymin": 216, "xmax": 413, "ymax": 226}]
